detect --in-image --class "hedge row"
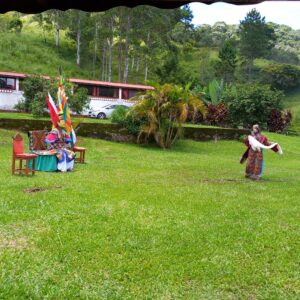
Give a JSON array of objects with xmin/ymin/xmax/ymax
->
[{"xmin": 0, "ymin": 118, "xmax": 249, "ymax": 143}]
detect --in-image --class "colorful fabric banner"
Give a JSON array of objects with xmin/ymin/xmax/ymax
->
[
  {"xmin": 46, "ymin": 92, "xmax": 60, "ymax": 128},
  {"xmin": 57, "ymin": 71, "xmax": 76, "ymax": 145},
  {"xmin": 46, "ymin": 68, "xmax": 76, "ymax": 146}
]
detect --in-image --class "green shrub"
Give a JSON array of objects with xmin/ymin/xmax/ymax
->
[
  {"xmin": 111, "ymin": 105, "xmax": 142, "ymax": 136},
  {"xmin": 111, "ymin": 105, "xmax": 128, "ymax": 123},
  {"xmin": 8, "ymin": 18, "xmax": 23, "ymax": 33},
  {"xmin": 31, "ymin": 92, "xmax": 46, "ymax": 117},
  {"xmin": 14, "ymin": 100, "xmax": 26, "ymax": 112},
  {"xmin": 260, "ymin": 63, "xmax": 300, "ymax": 91},
  {"xmin": 267, "ymin": 48, "xmax": 299, "ymax": 65},
  {"xmin": 22, "ymin": 76, "xmax": 90, "ymax": 116},
  {"xmin": 70, "ymin": 87, "xmax": 90, "ymax": 114},
  {"xmin": 223, "ymin": 84, "xmax": 283, "ymax": 128},
  {"xmin": 22, "ymin": 76, "xmax": 47, "ymax": 113}
]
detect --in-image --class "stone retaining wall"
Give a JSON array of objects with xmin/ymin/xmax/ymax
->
[{"xmin": 0, "ymin": 118, "xmax": 249, "ymax": 142}]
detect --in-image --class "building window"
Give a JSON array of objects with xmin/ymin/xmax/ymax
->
[
  {"xmin": 0, "ymin": 77, "xmax": 16, "ymax": 90},
  {"xmin": 77, "ymin": 84, "xmax": 93, "ymax": 96},
  {"xmin": 99, "ymin": 86, "xmax": 118, "ymax": 98},
  {"xmin": 122, "ymin": 89, "xmax": 129, "ymax": 99},
  {"xmin": 76, "ymin": 84, "xmax": 118, "ymax": 98},
  {"xmin": 129, "ymin": 89, "xmax": 138, "ymax": 98},
  {"xmin": 122, "ymin": 89, "xmax": 138, "ymax": 99}
]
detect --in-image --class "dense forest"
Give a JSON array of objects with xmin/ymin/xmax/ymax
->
[
  {"xmin": 1, "ymin": 6, "xmax": 300, "ymax": 132},
  {"xmin": 0, "ymin": 6, "xmax": 300, "ymax": 86}
]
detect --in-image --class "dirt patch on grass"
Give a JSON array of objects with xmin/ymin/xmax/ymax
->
[
  {"xmin": 201, "ymin": 178, "xmax": 298, "ymax": 184},
  {"xmin": 104, "ymin": 156, "xmax": 117, "ymax": 160},
  {"xmin": 201, "ymin": 179, "xmax": 246, "ymax": 184},
  {"xmin": 0, "ymin": 237, "xmax": 29, "ymax": 250},
  {"xmin": 23, "ymin": 185, "xmax": 62, "ymax": 193}
]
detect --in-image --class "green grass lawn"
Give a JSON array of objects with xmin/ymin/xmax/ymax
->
[{"xmin": 0, "ymin": 129, "xmax": 300, "ymax": 299}]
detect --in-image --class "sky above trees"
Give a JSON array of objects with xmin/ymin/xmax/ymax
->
[{"xmin": 190, "ymin": 1, "xmax": 300, "ymax": 29}]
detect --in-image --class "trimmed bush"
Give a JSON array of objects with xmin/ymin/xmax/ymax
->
[
  {"xmin": 31, "ymin": 92, "xmax": 46, "ymax": 117},
  {"xmin": 111, "ymin": 105, "xmax": 142, "ymax": 136},
  {"xmin": 70, "ymin": 87, "xmax": 89, "ymax": 114},
  {"xmin": 223, "ymin": 84, "xmax": 283, "ymax": 128}
]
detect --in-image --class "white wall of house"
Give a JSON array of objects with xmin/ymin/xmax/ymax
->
[
  {"xmin": 0, "ymin": 77, "xmax": 140, "ymax": 113},
  {"xmin": 0, "ymin": 90, "xmax": 24, "ymax": 110},
  {"xmin": 0, "ymin": 90, "xmax": 135, "ymax": 113}
]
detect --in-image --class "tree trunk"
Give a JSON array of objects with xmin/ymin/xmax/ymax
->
[
  {"xmin": 136, "ymin": 50, "xmax": 140, "ymax": 83},
  {"xmin": 123, "ymin": 15, "xmax": 131, "ymax": 83},
  {"xmin": 144, "ymin": 60, "xmax": 148, "ymax": 83},
  {"xmin": 131, "ymin": 55, "xmax": 135, "ymax": 72},
  {"xmin": 108, "ymin": 16, "xmax": 114, "ymax": 82},
  {"xmin": 55, "ymin": 11, "xmax": 60, "ymax": 48},
  {"xmin": 101, "ymin": 39, "xmax": 106, "ymax": 81},
  {"xmin": 144, "ymin": 32, "xmax": 150, "ymax": 82},
  {"xmin": 93, "ymin": 22, "xmax": 99, "ymax": 78},
  {"xmin": 76, "ymin": 16, "xmax": 81, "ymax": 67},
  {"xmin": 247, "ymin": 58, "xmax": 254, "ymax": 81},
  {"xmin": 105, "ymin": 39, "xmax": 109, "ymax": 81},
  {"xmin": 118, "ymin": 10, "xmax": 124, "ymax": 82},
  {"xmin": 42, "ymin": 24, "xmax": 47, "ymax": 44},
  {"xmin": 118, "ymin": 42, "xmax": 123, "ymax": 82}
]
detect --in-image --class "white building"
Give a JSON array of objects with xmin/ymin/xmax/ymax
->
[
  {"xmin": 0, "ymin": 71, "xmax": 25, "ymax": 110},
  {"xmin": 0, "ymin": 71, "xmax": 154, "ymax": 113}
]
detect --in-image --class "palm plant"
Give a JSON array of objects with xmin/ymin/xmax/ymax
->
[{"xmin": 128, "ymin": 83, "xmax": 206, "ymax": 149}]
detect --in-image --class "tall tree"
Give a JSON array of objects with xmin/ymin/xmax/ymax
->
[
  {"xmin": 101, "ymin": 39, "xmax": 107, "ymax": 81},
  {"xmin": 238, "ymin": 9, "xmax": 276, "ymax": 78},
  {"xmin": 216, "ymin": 40, "xmax": 237, "ymax": 83},
  {"xmin": 54, "ymin": 10, "xmax": 61, "ymax": 48},
  {"xmin": 32, "ymin": 13, "xmax": 52, "ymax": 43},
  {"xmin": 108, "ymin": 15, "xmax": 114, "ymax": 82},
  {"xmin": 66, "ymin": 10, "xmax": 91, "ymax": 67},
  {"xmin": 123, "ymin": 13, "xmax": 132, "ymax": 83},
  {"xmin": 91, "ymin": 13, "xmax": 104, "ymax": 78}
]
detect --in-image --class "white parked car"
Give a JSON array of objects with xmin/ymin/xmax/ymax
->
[{"xmin": 88, "ymin": 104, "xmax": 130, "ymax": 119}]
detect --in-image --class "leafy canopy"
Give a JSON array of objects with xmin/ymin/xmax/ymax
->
[{"xmin": 239, "ymin": 9, "xmax": 276, "ymax": 61}]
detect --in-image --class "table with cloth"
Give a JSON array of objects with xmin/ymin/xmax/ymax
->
[{"xmin": 28, "ymin": 130, "xmax": 58, "ymax": 172}]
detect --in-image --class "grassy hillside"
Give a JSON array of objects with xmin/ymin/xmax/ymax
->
[
  {"xmin": 0, "ymin": 30, "xmax": 94, "ymax": 79},
  {"xmin": 0, "ymin": 16, "xmax": 220, "ymax": 84},
  {"xmin": 0, "ymin": 16, "xmax": 147, "ymax": 82},
  {"xmin": 0, "ymin": 128, "xmax": 300, "ymax": 298},
  {"xmin": 283, "ymin": 87, "xmax": 300, "ymax": 135}
]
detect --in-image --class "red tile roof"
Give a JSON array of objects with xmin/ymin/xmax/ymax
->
[
  {"xmin": 0, "ymin": 71, "xmax": 27, "ymax": 78},
  {"xmin": 69, "ymin": 78, "xmax": 154, "ymax": 90},
  {"xmin": 0, "ymin": 71, "xmax": 50, "ymax": 80},
  {"xmin": 0, "ymin": 71, "xmax": 154, "ymax": 90}
]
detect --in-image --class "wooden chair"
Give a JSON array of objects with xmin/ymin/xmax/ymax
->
[
  {"xmin": 12, "ymin": 133, "xmax": 38, "ymax": 175},
  {"xmin": 73, "ymin": 144, "xmax": 86, "ymax": 163},
  {"xmin": 28, "ymin": 130, "xmax": 48, "ymax": 151}
]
